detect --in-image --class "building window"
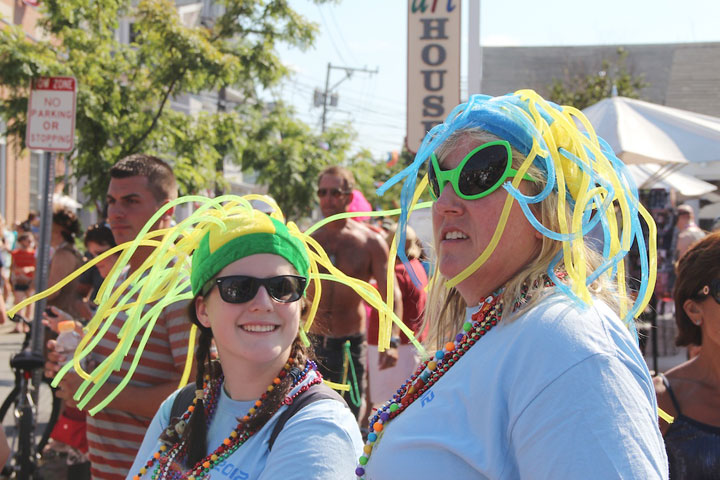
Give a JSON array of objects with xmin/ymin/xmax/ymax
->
[{"xmin": 129, "ymin": 22, "xmax": 139, "ymax": 43}]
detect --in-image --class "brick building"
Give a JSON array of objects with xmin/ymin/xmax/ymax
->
[{"xmin": 0, "ymin": 0, "xmax": 68, "ymax": 226}]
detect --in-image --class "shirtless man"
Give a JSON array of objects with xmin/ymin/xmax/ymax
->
[{"xmin": 310, "ymin": 166, "xmax": 402, "ymax": 420}]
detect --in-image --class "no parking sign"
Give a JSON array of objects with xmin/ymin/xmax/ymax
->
[{"xmin": 25, "ymin": 76, "xmax": 76, "ymax": 152}]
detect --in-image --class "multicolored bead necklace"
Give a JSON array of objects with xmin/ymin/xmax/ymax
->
[
  {"xmin": 355, "ymin": 277, "xmax": 558, "ymax": 478},
  {"xmin": 354, "ymin": 290, "xmax": 503, "ymax": 478},
  {"xmin": 133, "ymin": 357, "xmax": 318, "ymax": 480}
]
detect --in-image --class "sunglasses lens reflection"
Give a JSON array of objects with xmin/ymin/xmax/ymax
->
[
  {"xmin": 266, "ymin": 276, "xmax": 304, "ymax": 302},
  {"xmin": 218, "ymin": 277, "xmax": 257, "ymax": 303},
  {"xmin": 459, "ymin": 144, "xmax": 508, "ymax": 196}
]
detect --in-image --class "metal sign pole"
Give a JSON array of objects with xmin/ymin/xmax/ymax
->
[{"xmin": 30, "ymin": 151, "xmax": 54, "ymax": 358}]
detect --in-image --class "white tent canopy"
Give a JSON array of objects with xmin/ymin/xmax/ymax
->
[
  {"xmin": 582, "ymin": 97, "xmax": 720, "ymax": 165},
  {"xmin": 625, "ymin": 164, "xmax": 717, "ymax": 198}
]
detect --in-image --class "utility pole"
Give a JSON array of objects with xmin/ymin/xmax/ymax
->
[{"xmin": 318, "ymin": 63, "xmax": 378, "ymax": 132}]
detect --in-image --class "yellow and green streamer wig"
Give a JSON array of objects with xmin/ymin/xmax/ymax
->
[{"xmin": 9, "ymin": 194, "xmax": 422, "ymax": 415}]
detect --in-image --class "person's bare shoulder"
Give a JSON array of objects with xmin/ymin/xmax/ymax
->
[
  {"xmin": 52, "ymin": 248, "xmax": 75, "ymax": 260},
  {"xmin": 353, "ymin": 221, "xmax": 389, "ymax": 250}
]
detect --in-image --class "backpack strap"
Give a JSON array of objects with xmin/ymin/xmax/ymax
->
[
  {"xmin": 169, "ymin": 383, "xmax": 197, "ymax": 421},
  {"xmin": 169, "ymin": 381, "xmax": 346, "ymax": 451},
  {"xmin": 268, "ymin": 382, "xmax": 347, "ymax": 451}
]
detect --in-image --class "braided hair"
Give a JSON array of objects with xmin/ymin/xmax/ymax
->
[{"xmin": 162, "ymin": 295, "xmax": 313, "ymax": 467}]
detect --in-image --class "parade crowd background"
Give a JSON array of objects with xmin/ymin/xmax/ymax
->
[{"xmin": 1, "ymin": 1, "xmax": 720, "ymax": 479}]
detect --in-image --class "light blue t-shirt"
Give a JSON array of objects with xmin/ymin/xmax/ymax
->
[
  {"xmin": 364, "ymin": 292, "xmax": 669, "ymax": 479},
  {"xmin": 128, "ymin": 370, "xmax": 362, "ymax": 479}
]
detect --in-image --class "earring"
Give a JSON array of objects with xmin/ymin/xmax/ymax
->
[{"xmin": 694, "ymin": 319, "xmax": 703, "ymax": 326}]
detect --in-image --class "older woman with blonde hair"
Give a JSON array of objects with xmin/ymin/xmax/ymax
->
[{"xmin": 355, "ymin": 91, "xmax": 668, "ymax": 479}]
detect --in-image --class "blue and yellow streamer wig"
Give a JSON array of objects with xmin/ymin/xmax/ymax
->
[{"xmin": 379, "ymin": 90, "xmax": 657, "ymax": 329}]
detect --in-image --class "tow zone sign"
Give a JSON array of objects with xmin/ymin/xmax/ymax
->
[{"xmin": 26, "ymin": 76, "xmax": 76, "ymax": 152}]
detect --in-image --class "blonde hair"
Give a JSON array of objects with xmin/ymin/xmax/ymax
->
[{"xmin": 424, "ymin": 129, "xmax": 620, "ymax": 349}]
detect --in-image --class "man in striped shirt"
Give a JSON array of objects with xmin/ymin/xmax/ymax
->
[{"xmin": 47, "ymin": 154, "xmax": 193, "ymax": 479}]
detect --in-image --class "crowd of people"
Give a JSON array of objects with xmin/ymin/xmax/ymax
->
[{"xmin": 0, "ymin": 90, "xmax": 718, "ymax": 479}]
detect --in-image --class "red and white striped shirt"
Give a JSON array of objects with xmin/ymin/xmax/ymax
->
[{"xmin": 86, "ymin": 293, "xmax": 192, "ymax": 479}]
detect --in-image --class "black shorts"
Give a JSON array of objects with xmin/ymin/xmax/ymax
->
[
  {"xmin": 311, "ymin": 333, "xmax": 367, "ymax": 420},
  {"xmin": 13, "ymin": 283, "xmax": 30, "ymax": 292}
]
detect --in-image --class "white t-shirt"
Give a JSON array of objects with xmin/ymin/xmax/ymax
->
[
  {"xmin": 364, "ymin": 292, "xmax": 669, "ymax": 479},
  {"xmin": 129, "ymin": 370, "xmax": 363, "ymax": 479}
]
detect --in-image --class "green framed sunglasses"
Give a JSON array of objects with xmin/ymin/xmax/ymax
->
[{"xmin": 428, "ymin": 140, "xmax": 534, "ymax": 200}]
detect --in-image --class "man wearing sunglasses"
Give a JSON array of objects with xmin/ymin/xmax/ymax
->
[
  {"xmin": 310, "ymin": 166, "xmax": 403, "ymax": 421},
  {"xmin": 45, "ymin": 154, "xmax": 194, "ymax": 480}
]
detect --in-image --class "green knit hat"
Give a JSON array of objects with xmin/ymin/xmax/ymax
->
[{"xmin": 190, "ymin": 209, "xmax": 310, "ymax": 296}]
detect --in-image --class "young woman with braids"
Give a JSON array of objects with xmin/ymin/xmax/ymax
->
[{"xmin": 128, "ymin": 209, "xmax": 362, "ymax": 479}]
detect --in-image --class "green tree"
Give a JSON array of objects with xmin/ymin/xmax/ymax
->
[
  {"xmin": 0, "ymin": 0, "xmax": 343, "ymax": 215},
  {"xmin": 548, "ymin": 48, "xmax": 649, "ymax": 110},
  {"xmin": 348, "ymin": 145, "xmax": 427, "ymax": 214},
  {"xmin": 240, "ymin": 103, "xmax": 358, "ymax": 219}
]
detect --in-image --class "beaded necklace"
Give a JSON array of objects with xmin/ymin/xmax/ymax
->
[
  {"xmin": 356, "ymin": 277, "xmax": 555, "ymax": 478},
  {"xmin": 133, "ymin": 358, "xmax": 319, "ymax": 480}
]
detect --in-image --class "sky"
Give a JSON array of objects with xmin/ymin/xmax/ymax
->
[{"xmin": 273, "ymin": 0, "xmax": 720, "ymax": 160}]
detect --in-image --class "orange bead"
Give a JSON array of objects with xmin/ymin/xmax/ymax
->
[
  {"xmin": 203, "ymin": 461, "xmax": 211, "ymax": 469},
  {"xmin": 373, "ymin": 422, "xmax": 383, "ymax": 432},
  {"xmin": 255, "ymin": 400, "xmax": 262, "ymax": 407},
  {"xmin": 187, "ymin": 405, "xmax": 194, "ymax": 412},
  {"xmin": 223, "ymin": 438, "xmax": 231, "ymax": 445},
  {"xmin": 445, "ymin": 342, "xmax": 455, "ymax": 351},
  {"xmin": 133, "ymin": 476, "xmax": 140, "ymax": 480},
  {"xmin": 273, "ymin": 377, "xmax": 281, "ymax": 385},
  {"xmin": 427, "ymin": 361, "xmax": 437, "ymax": 370},
  {"xmin": 153, "ymin": 452, "xmax": 161, "ymax": 459},
  {"xmin": 242, "ymin": 415, "xmax": 250, "ymax": 422}
]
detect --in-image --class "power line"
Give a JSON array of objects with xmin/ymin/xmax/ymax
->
[
  {"xmin": 316, "ymin": 5, "xmax": 348, "ymax": 65},
  {"xmin": 327, "ymin": 6, "xmax": 361, "ymax": 66},
  {"xmin": 319, "ymin": 63, "xmax": 378, "ymax": 132}
]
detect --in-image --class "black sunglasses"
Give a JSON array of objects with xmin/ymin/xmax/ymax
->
[
  {"xmin": 697, "ymin": 278, "xmax": 720, "ymax": 305},
  {"xmin": 205, "ymin": 275, "xmax": 307, "ymax": 304},
  {"xmin": 317, "ymin": 188, "xmax": 351, "ymax": 198}
]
